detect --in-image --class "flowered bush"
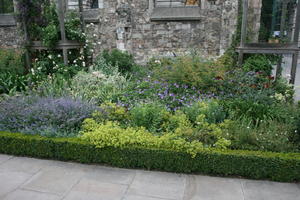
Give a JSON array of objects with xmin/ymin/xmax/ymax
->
[
  {"xmin": 0, "ymin": 95, "xmax": 96, "ymax": 137},
  {"xmin": 119, "ymin": 77, "xmax": 215, "ymax": 110}
]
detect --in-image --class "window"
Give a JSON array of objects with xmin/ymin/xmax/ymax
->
[
  {"xmin": 154, "ymin": 0, "xmax": 200, "ymax": 7},
  {"xmin": 151, "ymin": 0, "xmax": 202, "ymax": 21},
  {"xmin": 89, "ymin": 0, "xmax": 103, "ymax": 9},
  {"xmin": 0, "ymin": 0, "xmax": 14, "ymax": 14}
]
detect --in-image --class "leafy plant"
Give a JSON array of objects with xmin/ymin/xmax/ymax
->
[
  {"xmin": 102, "ymin": 49, "xmax": 135, "ymax": 74},
  {"xmin": 243, "ymin": 55, "xmax": 275, "ymax": 75},
  {"xmin": 152, "ymin": 55, "xmax": 226, "ymax": 92},
  {"xmin": 70, "ymin": 70, "xmax": 128, "ymax": 105},
  {"xmin": 129, "ymin": 102, "xmax": 169, "ymax": 133},
  {"xmin": 0, "ymin": 95, "xmax": 97, "ymax": 137},
  {"xmin": 226, "ymin": 119, "xmax": 298, "ymax": 152},
  {"xmin": 81, "ymin": 119, "xmax": 204, "ymax": 157}
]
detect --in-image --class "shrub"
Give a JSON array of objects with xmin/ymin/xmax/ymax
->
[
  {"xmin": 1, "ymin": 131, "xmax": 299, "ymax": 182},
  {"xmin": 102, "ymin": 49, "xmax": 135, "ymax": 73},
  {"xmin": 81, "ymin": 119, "xmax": 203, "ymax": 157},
  {"xmin": 0, "ymin": 95, "xmax": 96, "ymax": 137},
  {"xmin": 182, "ymin": 101, "xmax": 227, "ymax": 124},
  {"xmin": 0, "ymin": 49, "xmax": 25, "ymax": 75},
  {"xmin": 70, "ymin": 70, "xmax": 128, "ymax": 105},
  {"xmin": 92, "ymin": 102, "xmax": 129, "ymax": 126},
  {"xmin": 222, "ymin": 97, "xmax": 294, "ymax": 124},
  {"xmin": 129, "ymin": 102, "xmax": 169, "ymax": 133},
  {"xmin": 0, "ymin": 49, "xmax": 26, "ymax": 94},
  {"xmin": 90, "ymin": 55, "xmax": 116, "ymax": 75},
  {"xmin": 152, "ymin": 56, "xmax": 225, "ymax": 92},
  {"xmin": 226, "ymin": 119, "xmax": 298, "ymax": 153},
  {"xmin": 119, "ymin": 78, "xmax": 212, "ymax": 110},
  {"xmin": 243, "ymin": 54, "xmax": 275, "ymax": 75}
]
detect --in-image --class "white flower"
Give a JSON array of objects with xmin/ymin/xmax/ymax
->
[
  {"xmin": 82, "ymin": 62, "xmax": 86, "ymax": 67},
  {"xmin": 90, "ymin": 23, "xmax": 94, "ymax": 26},
  {"xmin": 93, "ymin": 34, "xmax": 97, "ymax": 37},
  {"xmin": 154, "ymin": 60, "xmax": 161, "ymax": 64},
  {"xmin": 90, "ymin": 49, "xmax": 94, "ymax": 53},
  {"xmin": 52, "ymin": 61, "xmax": 55, "ymax": 64},
  {"xmin": 48, "ymin": 55, "xmax": 53, "ymax": 59},
  {"xmin": 97, "ymin": 42, "xmax": 101, "ymax": 45},
  {"xmin": 57, "ymin": 54, "xmax": 61, "ymax": 58},
  {"xmin": 73, "ymin": 60, "xmax": 77, "ymax": 63}
]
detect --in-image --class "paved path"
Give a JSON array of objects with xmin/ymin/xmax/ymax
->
[{"xmin": 0, "ymin": 154, "xmax": 299, "ymax": 200}]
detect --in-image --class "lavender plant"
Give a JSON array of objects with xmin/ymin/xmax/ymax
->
[{"xmin": 0, "ymin": 95, "xmax": 97, "ymax": 137}]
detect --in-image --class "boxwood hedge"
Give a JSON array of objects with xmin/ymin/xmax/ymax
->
[{"xmin": 0, "ymin": 131, "xmax": 299, "ymax": 182}]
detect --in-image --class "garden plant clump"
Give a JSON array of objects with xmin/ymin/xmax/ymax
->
[{"xmin": 1, "ymin": 47, "xmax": 300, "ymax": 181}]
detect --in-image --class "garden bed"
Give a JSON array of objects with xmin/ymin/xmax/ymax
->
[{"xmin": 0, "ymin": 131, "xmax": 299, "ymax": 182}]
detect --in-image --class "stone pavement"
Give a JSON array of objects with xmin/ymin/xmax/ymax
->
[{"xmin": 0, "ymin": 154, "xmax": 299, "ymax": 200}]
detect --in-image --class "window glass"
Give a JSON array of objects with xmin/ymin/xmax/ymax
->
[{"xmin": 155, "ymin": 0, "xmax": 199, "ymax": 7}]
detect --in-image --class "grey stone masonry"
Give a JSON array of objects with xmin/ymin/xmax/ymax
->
[
  {"xmin": 0, "ymin": 0, "xmax": 240, "ymax": 62},
  {"xmin": 85, "ymin": 0, "xmax": 240, "ymax": 63}
]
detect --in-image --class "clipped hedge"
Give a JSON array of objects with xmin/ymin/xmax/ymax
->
[{"xmin": 0, "ymin": 131, "xmax": 299, "ymax": 182}]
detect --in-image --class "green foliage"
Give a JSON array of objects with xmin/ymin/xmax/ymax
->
[
  {"xmin": 152, "ymin": 56, "xmax": 225, "ymax": 92},
  {"xmin": 1, "ymin": 131, "xmax": 300, "ymax": 182},
  {"xmin": 90, "ymin": 55, "xmax": 117, "ymax": 75},
  {"xmin": 0, "ymin": 72, "xmax": 27, "ymax": 94},
  {"xmin": 0, "ymin": 49, "xmax": 26, "ymax": 94},
  {"xmin": 243, "ymin": 55, "xmax": 275, "ymax": 75},
  {"xmin": 28, "ymin": 52, "xmax": 82, "ymax": 86},
  {"xmin": 182, "ymin": 101, "xmax": 227, "ymax": 124},
  {"xmin": 102, "ymin": 49, "xmax": 135, "ymax": 74},
  {"xmin": 41, "ymin": 23, "xmax": 59, "ymax": 48},
  {"xmin": 226, "ymin": 119, "xmax": 298, "ymax": 153},
  {"xmin": 92, "ymin": 102, "xmax": 129, "ymax": 125},
  {"xmin": 129, "ymin": 102, "xmax": 169, "ymax": 133},
  {"xmin": 70, "ymin": 70, "xmax": 128, "ymax": 105},
  {"xmin": 81, "ymin": 119, "xmax": 203, "ymax": 158},
  {"xmin": 0, "ymin": 49, "xmax": 25, "ymax": 75},
  {"xmin": 65, "ymin": 12, "xmax": 85, "ymax": 42}
]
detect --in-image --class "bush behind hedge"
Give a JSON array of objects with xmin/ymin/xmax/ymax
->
[{"xmin": 0, "ymin": 131, "xmax": 299, "ymax": 182}]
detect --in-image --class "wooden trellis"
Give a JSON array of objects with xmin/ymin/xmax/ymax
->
[
  {"xmin": 22, "ymin": 0, "xmax": 85, "ymax": 68},
  {"xmin": 237, "ymin": 0, "xmax": 300, "ymax": 84}
]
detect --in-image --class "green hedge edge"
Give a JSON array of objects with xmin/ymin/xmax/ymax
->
[{"xmin": 0, "ymin": 131, "xmax": 299, "ymax": 182}]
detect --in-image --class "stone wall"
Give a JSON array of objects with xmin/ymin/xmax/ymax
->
[
  {"xmin": 0, "ymin": 0, "xmax": 240, "ymax": 62},
  {"xmin": 84, "ymin": 0, "xmax": 239, "ymax": 62},
  {"xmin": 0, "ymin": 26, "xmax": 21, "ymax": 49}
]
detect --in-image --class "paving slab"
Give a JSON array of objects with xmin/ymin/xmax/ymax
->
[
  {"xmin": 0, "ymin": 154, "xmax": 300, "ymax": 200},
  {"xmin": 184, "ymin": 175, "xmax": 244, "ymax": 200},
  {"xmin": 0, "ymin": 154, "xmax": 12, "ymax": 165},
  {"xmin": 84, "ymin": 166, "xmax": 136, "ymax": 185},
  {"xmin": 0, "ymin": 157, "xmax": 52, "ymax": 175},
  {"xmin": 127, "ymin": 171, "xmax": 186, "ymax": 200},
  {"xmin": 3, "ymin": 189, "xmax": 61, "ymax": 200},
  {"xmin": 0, "ymin": 171, "xmax": 33, "ymax": 198},
  {"xmin": 123, "ymin": 194, "xmax": 170, "ymax": 200},
  {"xmin": 21, "ymin": 163, "xmax": 91, "ymax": 196},
  {"xmin": 63, "ymin": 178, "xmax": 127, "ymax": 200},
  {"xmin": 242, "ymin": 179, "xmax": 300, "ymax": 200}
]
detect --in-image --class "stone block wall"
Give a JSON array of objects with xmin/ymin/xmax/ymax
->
[
  {"xmin": 85, "ymin": 0, "xmax": 240, "ymax": 62},
  {"xmin": 0, "ymin": 0, "xmax": 240, "ymax": 62}
]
